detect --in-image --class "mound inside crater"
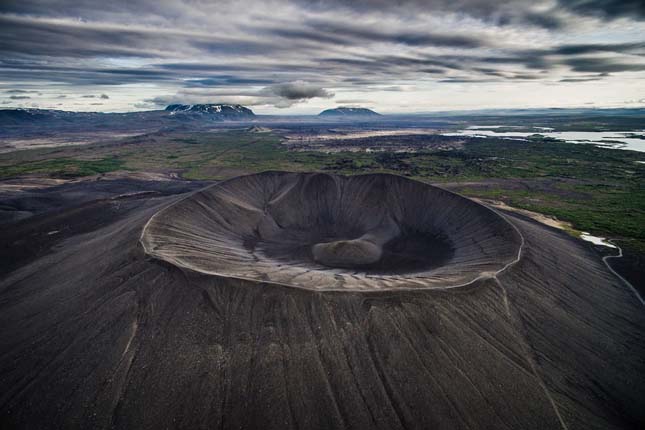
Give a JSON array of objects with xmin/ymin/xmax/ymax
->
[{"xmin": 141, "ymin": 171, "xmax": 522, "ymax": 291}]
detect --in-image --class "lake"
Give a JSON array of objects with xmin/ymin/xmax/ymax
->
[{"xmin": 442, "ymin": 127, "xmax": 645, "ymax": 153}]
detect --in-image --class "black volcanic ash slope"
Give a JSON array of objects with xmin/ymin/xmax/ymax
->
[
  {"xmin": 319, "ymin": 106, "xmax": 380, "ymax": 117},
  {"xmin": 1, "ymin": 172, "xmax": 644, "ymax": 430}
]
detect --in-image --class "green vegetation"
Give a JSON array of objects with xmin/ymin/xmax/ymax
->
[
  {"xmin": 1, "ymin": 129, "xmax": 643, "ymax": 252},
  {"xmin": 0, "ymin": 156, "xmax": 125, "ymax": 179},
  {"xmin": 457, "ymin": 185, "xmax": 645, "ymax": 253}
]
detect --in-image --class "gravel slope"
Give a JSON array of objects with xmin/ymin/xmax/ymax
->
[{"xmin": 0, "ymin": 174, "xmax": 643, "ymax": 430}]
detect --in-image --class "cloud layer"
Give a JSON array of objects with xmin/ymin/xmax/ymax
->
[{"xmin": 1, "ymin": 0, "xmax": 644, "ymax": 112}]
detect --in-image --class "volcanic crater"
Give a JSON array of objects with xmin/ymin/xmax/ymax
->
[{"xmin": 141, "ymin": 172, "xmax": 522, "ymax": 291}]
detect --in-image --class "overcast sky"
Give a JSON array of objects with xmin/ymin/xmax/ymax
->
[{"xmin": 1, "ymin": 0, "xmax": 645, "ymax": 113}]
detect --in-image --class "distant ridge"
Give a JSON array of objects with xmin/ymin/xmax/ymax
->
[
  {"xmin": 165, "ymin": 104, "xmax": 255, "ymax": 119},
  {"xmin": 0, "ymin": 105, "xmax": 256, "ymax": 135},
  {"xmin": 319, "ymin": 107, "xmax": 380, "ymax": 117}
]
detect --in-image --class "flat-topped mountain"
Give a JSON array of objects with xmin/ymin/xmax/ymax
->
[
  {"xmin": 319, "ymin": 107, "xmax": 380, "ymax": 117},
  {"xmin": 165, "ymin": 104, "xmax": 255, "ymax": 119}
]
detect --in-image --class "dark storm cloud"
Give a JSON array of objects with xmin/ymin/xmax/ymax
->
[
  {"xmin": 158, "ymin": 63, "xmax": 258, "ymax": 72},
  {"xmin": 0, "ymin": 15, "xmax": 162, "ymax": 58},
  {"xmin": 0, "ymin": 14, "xmax": 275, "ymax": 60},
  {"xmin": 421, "ymin": 68, "xmax": 445, "ymax": 75},
  {"xmin": 279, "ymin": 19, "xmax": 489, "ymax": 48},
  {"xmin": 564, "ymin": 57, "xmax": 645, "ymax": 73},
  {"xmin": 298, "ymin": 1, "xmax": 547, "ymax": 28},
  {"xmin": 318, "ymin": 55, "xmax": 462, "ymax": 74},
  {"xmin": 190, "ymin": 40, "xmax": 280, "ymax": 56},
  {"xmin": 98, "ymin": 69, "xmax": 174, "ymax": 77},
  {"xmin": 556, "ymin": 0, "xmax": 645, "ymax": 20},
  {"xmin": 472, "ymin": 49, "xmax": 645, "ymax": 76},
  {"xmin": 0, "ymin": 61, "xmax": 177, "ymax": 85},
  {"xmin": 266, "ymin": 82, "xmax": 334, "ymax": 100},
  {"xmin": 316, "ymin": 47, "xmax": 645, "ymax": 83},
  {"xmin": 148, "ymin": 81, "xmax": 334, "ymax": 108},
  {"xmin": 553, "ymin": 42, "xmax": 645, "ymax": 55},
  {"xmin": 474, "ymin": 68, "xmax": 507, "ymax": 77},
  {"xmin": 1, "ymin": 56, "xmax": 329, "ymax": 88},
  {"xmin": 520, "ymin": 11, "xmax": 565, "ymax": 30},
  {"xmin": 261, "ymin": 28, "xmax": 348, "ymax": 46},
  {"xmin": 299, "ymin": 0, "xmax": 645, "ymax": 22},
  {"xmin": 474, "ymin": 53, "xmax": 553, "ymax": 70},
  {"xmin": 184, "ymin": 77, "xmax": 276, "ymax": 87}
]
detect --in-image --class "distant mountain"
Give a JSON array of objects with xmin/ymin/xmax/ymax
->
[
  {"xmin": 0, "ymin": 105, "xmax": 257, "ymax": 137},
  {"xmin": 0, "ymin": 108, "xmax": 98, "ymax": 125},
  {"xmin": 319, "ymin": 107, "xmax": 380, "ymax": 117},
  {"xmin": 165, "ymin": 104, "xmax": 255, "ymax": 119},
  {"xmin": 0, "ymin": 109, "xmax": 169, "ymax": 138}
]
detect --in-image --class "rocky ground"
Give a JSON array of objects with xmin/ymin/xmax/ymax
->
[{"xmin": 1, "ymin": 172, "xmax": 643, "ymax": 430}]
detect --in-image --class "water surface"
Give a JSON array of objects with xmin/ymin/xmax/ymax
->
[{"xmin": 442, "ymin": 128, "xmax": 645, "ymax": 152}]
